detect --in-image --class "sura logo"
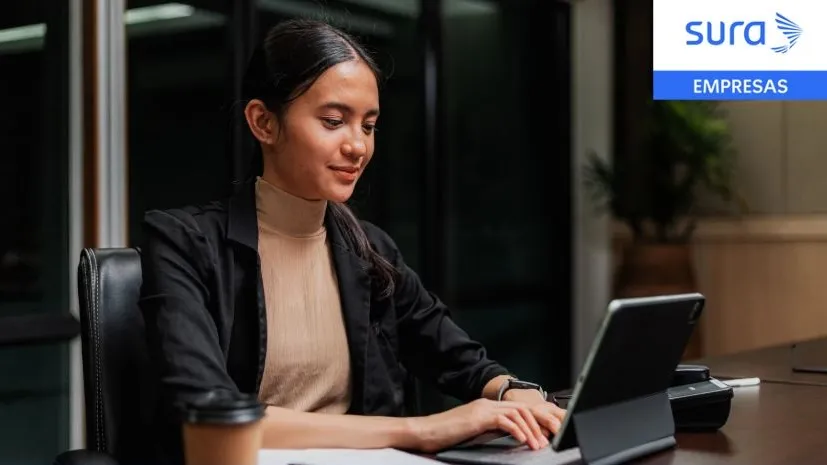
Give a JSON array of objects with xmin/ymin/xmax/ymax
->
[{"xmin": 685, "ymin": 12, "xmax": 803, "ymax": 54}]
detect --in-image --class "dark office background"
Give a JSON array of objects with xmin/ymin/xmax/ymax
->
[{"xmin": 1, "ymin": 0, "xmax": 573, "ymax": 462}]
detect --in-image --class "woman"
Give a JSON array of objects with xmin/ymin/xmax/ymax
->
[{"xmin": 139, "ymin": 18, "xmax": 565, "ymax": 463}]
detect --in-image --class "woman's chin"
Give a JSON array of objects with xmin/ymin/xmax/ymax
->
[{"xmin": 322, "ymin": 184, "xmax": 357, "ymax": 203}]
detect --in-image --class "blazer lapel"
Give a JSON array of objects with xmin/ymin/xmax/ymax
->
[
  {"xmin": 225, "ymin": 179, "xmax": 268, "ymax": 390},
  {"xmin": 326, "ymin": 210, "xmax": 372, "ymax": 414}
]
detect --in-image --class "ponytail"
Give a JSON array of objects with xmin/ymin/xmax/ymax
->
[{"xmin": 329, "ymin": 202, "xmax": 398, "ymax": 299}]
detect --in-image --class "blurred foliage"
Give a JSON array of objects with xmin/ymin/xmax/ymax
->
[{"xmin": 585, "ymin": 100, "xmax": 747, "ymax": 243}]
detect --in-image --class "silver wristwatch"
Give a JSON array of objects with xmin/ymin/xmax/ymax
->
[{"xmin": 496, "ymin": 377, "xmax": 547, "ymax": 401}]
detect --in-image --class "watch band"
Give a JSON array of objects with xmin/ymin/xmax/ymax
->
[{"xmin": 496, "ymin": 378, "xmax": 547, "ymax": 401}]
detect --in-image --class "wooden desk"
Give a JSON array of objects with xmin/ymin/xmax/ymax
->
[
  {"xmin": 637, "ymin": 382, "xmax": 827, "ymax": 465},
  {"xmin": 432, "ymin": 340, "xmax": 827, "ymax": 464},
  {"xmin": 429, "ymin": 382, "xmax": 827, "ymax": 465},
  {"xmin": 693, "ymin": 337, "xmax": 827, "ymax": 386}
]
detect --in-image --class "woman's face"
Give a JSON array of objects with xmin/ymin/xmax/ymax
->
[{"xmin": 248, "ymin": 59, "xmax": 379, "ymax": 202}]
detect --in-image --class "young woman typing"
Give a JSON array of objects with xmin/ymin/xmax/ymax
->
[{"xmin": 139, "ymin": 19, "xmax": 565, "ymax": 464}]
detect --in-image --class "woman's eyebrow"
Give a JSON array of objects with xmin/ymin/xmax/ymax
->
[{"xmin": 320, "ymin": 101, "xmax": 380, "ymax": 117}]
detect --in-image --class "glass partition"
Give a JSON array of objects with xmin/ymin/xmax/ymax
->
[
  {"xmin": 442, "ymin": 0, "xmax": 572, "ymax": 393},
  {"xmin": 0, "ymin": 0, "xmax": 74, "ymax": 462},
  {"xmin": 126, "ymin": 0, "xmax": 231, "ymax": 244}
]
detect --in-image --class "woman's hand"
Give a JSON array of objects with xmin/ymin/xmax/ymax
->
[
  {"xmin": 502, "ymin": 389, "xmax": 567, "ymax": 437},
  {"xmin": 408, "ymin": 398, "xmax": 550, "ymax": 453}
]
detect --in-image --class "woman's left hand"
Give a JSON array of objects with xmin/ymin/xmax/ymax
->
[{"xmin": 502, "ymin": 389, "xmax": 567, "ymax": 437}]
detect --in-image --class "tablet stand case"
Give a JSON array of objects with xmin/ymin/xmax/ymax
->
[
  {"xmin": 669, "ymin": 380, "xmax": 733, "ymax": 431},
  {"xmin": 566, "ymin": 390, "xmax": 676, "ymax": 465},
  {"xmin": 552, "ymin": 364, "xmax": 734, "ymax": 434}
]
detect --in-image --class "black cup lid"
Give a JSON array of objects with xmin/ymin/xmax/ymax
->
[{"xmin": 182, "ymin": 391, "xmax": 266, "ymax": 425}]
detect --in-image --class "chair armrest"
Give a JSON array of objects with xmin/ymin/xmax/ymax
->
[{"xmin": 53, "ymin": 449, "xmax": 119, "ymax": 465}]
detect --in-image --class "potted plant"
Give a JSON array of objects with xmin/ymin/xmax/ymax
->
[{"xmin": 584, "ymin": 100, "xmax": 746, "ymax": 357}]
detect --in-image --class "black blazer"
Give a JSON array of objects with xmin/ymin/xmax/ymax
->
[{"xmin": 138, "ymin": 179, "xmax": 509, "ymax": 461}]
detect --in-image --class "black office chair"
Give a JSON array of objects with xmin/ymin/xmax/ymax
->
[
  {"xmin": 54, "ymin": 247, "xmax": 427, "ymax": 465},
  {"xmin": 54, "ymin": 247, "xmax": 158, "ymax": 465}
]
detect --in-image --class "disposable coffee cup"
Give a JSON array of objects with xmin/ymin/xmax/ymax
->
[{"xmin": 182, "ymin": 392, "xmax": 266, "ymax": 465}]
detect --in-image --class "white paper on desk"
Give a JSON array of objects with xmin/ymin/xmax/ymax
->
[{"xmin": 259, "ymin": 447, "xmax": 444, "ymax": 465}]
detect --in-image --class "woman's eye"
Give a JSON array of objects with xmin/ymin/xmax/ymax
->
[
  {"xmin": 322, "ymin": 118, "xmax": 343, "ymax": 128},
  {"xmin": 362, "ymin": 124, "xmax": 377, "ymax": 135}
]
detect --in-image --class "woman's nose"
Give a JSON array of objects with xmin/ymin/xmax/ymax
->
[{"xmin": 342, "ymin": 139, "xmax": 367, "ymax": 159}]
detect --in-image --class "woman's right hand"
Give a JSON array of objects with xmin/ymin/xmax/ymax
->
[{"xmin": 409, "ymin": 398, "xmax": 549, "ymax": 453}]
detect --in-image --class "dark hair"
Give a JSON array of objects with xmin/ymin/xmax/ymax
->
[{"xmin": 242, "ymin": 19, "xmax": 397, "ymax": 298}]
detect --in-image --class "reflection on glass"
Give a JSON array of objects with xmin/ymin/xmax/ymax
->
[
  {"xmin": 127, "ymin": 0, "xmax": 230, "ymax": 245},
  {"xmin": 442, "ymin": 0, "xmax": 570, "ymax": 391},
  {"xmin": 443, "ymin": 0, "xmax": 543, "ymax": 297},
  {"xmin": 0, "ymin": 8, "xmax": 49, "ymax": 303},
  {"xmin": 0, "ymin": 1, "xmax": 71, "ymax": 462}
]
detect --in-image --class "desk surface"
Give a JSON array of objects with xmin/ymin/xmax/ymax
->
[
  {"xmin": 638, "ymin": 382, "xmax": 827, "ymax": 465},
  {"xmin": 431, "ymin": 339, "xmax": 827, "ymax": 465},
  {"xmin": 429, "ymin": 383, "xmax": 827, "ymax": 465},
  {"xmin": 693, "ymin": 337, "xmax": 827, "ymax": 386}
]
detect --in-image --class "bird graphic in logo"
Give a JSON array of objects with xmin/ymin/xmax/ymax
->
[{"xmin": 771, "ymin": 12, "xmax": 803, "ymax": 54}]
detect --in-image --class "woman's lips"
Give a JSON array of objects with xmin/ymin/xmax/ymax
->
[{"xmin": 330, "ymin": 166, "xmax": 359, "ymax": 182}]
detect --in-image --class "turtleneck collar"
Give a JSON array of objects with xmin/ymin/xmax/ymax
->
[{"xmin": 255, "ymin": 177, "xmax": 327, "ymax": 238}]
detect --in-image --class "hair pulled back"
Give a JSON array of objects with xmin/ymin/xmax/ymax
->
[{"xmin": 242, "ymin": 19, "xmax": 397, "ymax": 298}]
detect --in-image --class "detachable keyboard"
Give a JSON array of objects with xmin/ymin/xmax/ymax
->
[{"xmin": 436, "ymin": 436, "xmax": 582, "ymax": 465}]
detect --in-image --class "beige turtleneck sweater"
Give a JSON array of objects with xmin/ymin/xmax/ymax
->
[{"xmin": 255, "ymin": 177, "xmax": 352, "ymax": 414}]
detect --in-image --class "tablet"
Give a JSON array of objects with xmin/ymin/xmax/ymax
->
[
  {"xmin": 552, "ymin": 292, "xmax": 705, "ymax": 451},
  {"xmin": 437, "ymin": 293, "xmax": 705, "ymax": 465}
]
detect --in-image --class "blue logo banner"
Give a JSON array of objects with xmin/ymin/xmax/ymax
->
[{"xmin": 652, "ymin": 0, "xmax": 826, "ymax": 100}]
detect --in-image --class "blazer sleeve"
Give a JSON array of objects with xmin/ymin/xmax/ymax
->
[
  {"xmin": 363, "ymin": 222, "xmax": 511, "ymax": 402},
  {"xmin": 139, "ymin": 209, "xmax": 240, "ymax": 423}
]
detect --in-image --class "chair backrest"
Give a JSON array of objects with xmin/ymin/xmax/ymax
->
[
  {"xmin": 77, "ymin": 247, "xmax": 157, "ymax": 463},
  {"xmin": 76, "ymin": 247, "xmax": 427, "ymax": 461}
]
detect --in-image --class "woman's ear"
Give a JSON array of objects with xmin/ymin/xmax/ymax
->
[{"xmin": 244, "ymin": 99, "xmax": 277, "ymax": 145}]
